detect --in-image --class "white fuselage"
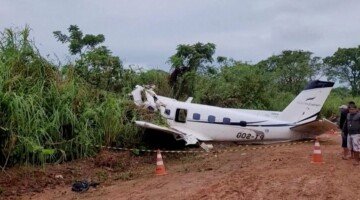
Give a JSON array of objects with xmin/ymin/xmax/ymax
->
[
  {"xmin": 157, "ymin": 96, "xmax": 305, "ymax": 143},
  {"xmin": 132, "ymin": 80, "xmax": 335, "ymax": 145}
]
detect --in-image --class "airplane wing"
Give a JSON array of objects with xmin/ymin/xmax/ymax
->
[
  {"xmin": 290, "ymin": 118, "xmax": 338, "ymax": 135},
  {"xmin": 135, "ymin": 121, "xmax": 212, "ymax": 145}
]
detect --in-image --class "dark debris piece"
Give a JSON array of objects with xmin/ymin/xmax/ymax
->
[{"xmin": 71, "ymin": 180, "xmax": 99, "ymax": 192}]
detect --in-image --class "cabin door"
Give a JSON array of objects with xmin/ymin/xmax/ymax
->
[{"xmin": 175, "ymin": 109, "xmax": 187, "ymax": 123}]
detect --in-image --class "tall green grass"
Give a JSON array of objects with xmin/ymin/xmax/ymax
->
[{"xmin": 0, "ymin": 28, "xmax": 141, "ymax": 166}]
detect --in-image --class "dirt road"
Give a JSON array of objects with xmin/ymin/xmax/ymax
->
[{"xmin": 18, "ymin": 134, "xmax": 360, "ymax": 199}]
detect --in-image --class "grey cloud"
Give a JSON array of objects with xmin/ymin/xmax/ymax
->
[{"xmin": 1, "ymin": 0, "xmax": 360, "ymax": 70}]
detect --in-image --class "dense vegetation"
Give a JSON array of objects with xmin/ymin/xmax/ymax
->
[{"xmin": 0, "ymin": 25, "xmax": 360, "ymax": 167}]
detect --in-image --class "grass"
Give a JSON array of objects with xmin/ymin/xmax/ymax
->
[{"xmin": 0, "ymin": 28, "xmax": 142, "ymax": 167}]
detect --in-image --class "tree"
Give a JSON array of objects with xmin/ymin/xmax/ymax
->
[
  {"xmin": 53, "ymin": 25, "xmax": 105, "ymax": 55},
  {"xmin": 193, "ymin": 62, "xmax": 273, "ymax": 109},
  {"xmin": 53, "ymin": 25, "xmax": 123, "ymax": 91},
  {"xmin": 323, "ymin": 46, "xmax": 360, "ymax": 95},
  {"xmin": 75, "ymin": 46, "xmax": 123, "ymax": 91},
  {"xmin": 168, "ymin": 42, "xmax": 216, "ymax": 99},
  {"xmin": 256, "ymin": 50, "xmax": 320, "ymax": 94},
  {"xmin": 136, "ymin": 69, "xmax": 171, "ymax": 96}
]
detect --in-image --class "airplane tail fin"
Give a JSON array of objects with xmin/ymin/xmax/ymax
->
[{"xmin": 278, "ymin": 80, "xmax": 334, "ymax": 124}]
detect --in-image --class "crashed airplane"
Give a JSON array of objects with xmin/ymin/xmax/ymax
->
[{"xmin": 131, "ymin": 80, "xmax": 337, "ymax": 148}]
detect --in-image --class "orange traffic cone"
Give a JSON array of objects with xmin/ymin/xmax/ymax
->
[
  {"xmin": 155, "ymin": 149, "xmax": 167, "ymax": 175},
  {"xmin": 311, "ymin": 140, "xmax": 324, "ymax": 164}
]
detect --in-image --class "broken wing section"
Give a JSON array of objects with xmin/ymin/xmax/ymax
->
[
  {"xmin": 290, "ymin": 118, "xmax": 338, "ymax": 136},
  {"xmin": 135, "ymin": 121, "xmax": 211, "ymax": 145}
]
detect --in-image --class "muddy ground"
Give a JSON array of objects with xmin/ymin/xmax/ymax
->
[{"xmin": 1, "ymin": 133, "xmax": 360, "ymax": 200}]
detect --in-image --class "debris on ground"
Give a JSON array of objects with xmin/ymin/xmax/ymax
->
[{"xmin": 71, "ymin": 180, "xmax": 99, "ymax": 193}]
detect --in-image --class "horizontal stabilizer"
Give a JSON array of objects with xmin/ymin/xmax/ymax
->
[{"xmin": 290, "ymin": 118, "xmax": 338, "ymax": 135}]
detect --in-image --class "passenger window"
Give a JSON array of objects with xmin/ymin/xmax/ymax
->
[
  {"xmin": 193, "ymin": 113, "xmax": 200, "ymax": 120},
  {"xmin": 175, "ymin": 109, "xmax": 187, "ymax": 123},
  {"xmin": 165, "ymin": 109, "xmax": 171, "ymax": 115},
  {"xmin": 208, "ymin": 115, "xmax": 216, "ymax": 123},
  {"xmin": 223, "ymin": 117, "xmax": 231, "ymax": 124}
]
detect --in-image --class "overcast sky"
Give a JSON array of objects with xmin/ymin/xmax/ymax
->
[{"xmin": 1, "ymin": 0, "xmax": 360, "ymax": 70}]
